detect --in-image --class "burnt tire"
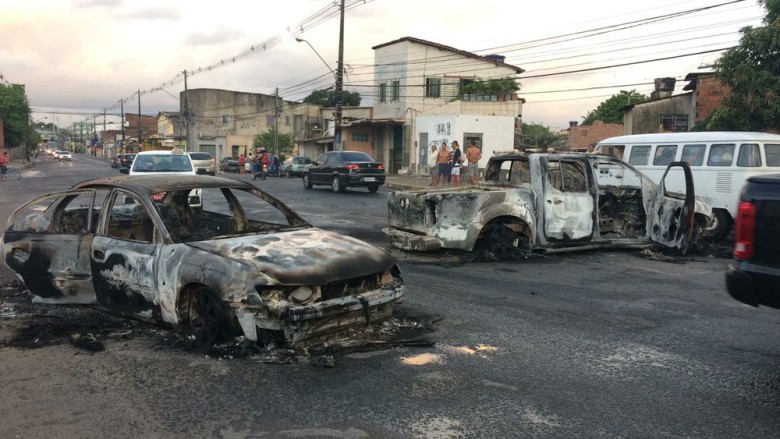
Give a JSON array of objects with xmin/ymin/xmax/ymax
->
[
  {"xmin": 332, "ymin": 176, "xmax": 345, "ymax": 193},
  {"xmin": 182, "ymin": 287, "xmax": 236, "ymax": 346},
  {"xmin": 302, "ymin": 173, "xmax": 313, "ymax": 189},
  {"xmin": 706, "ymin": 209, "xmax": 733, "ymax": 242},
  {"xmin": 367, "ymin": 184, "xmax": 379, "ymax": 193},
  {"xmin": 486, "ymin": 223, "xmax": 529, "ymax": 260}
]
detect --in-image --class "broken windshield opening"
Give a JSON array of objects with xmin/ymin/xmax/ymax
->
[
  {"xmin": 484, "ymin": 158, "xmax": 531, "ymax": 186},
  {"xmin": 154, "ymin": 187, "xmax": 306, "ymax": 243}
]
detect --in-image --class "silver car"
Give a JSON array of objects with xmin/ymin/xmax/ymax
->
[{"xmin": 188, "ymin": 152, "xmax": 217, "ymax": 176}]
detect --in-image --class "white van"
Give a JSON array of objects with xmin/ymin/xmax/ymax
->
[{"xmin": 595, "ymin": 132, "xmax": 780, "ymax": 240}]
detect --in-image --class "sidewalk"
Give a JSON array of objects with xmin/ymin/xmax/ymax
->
[{"xmin": 384, "ymin": 174, "xmax": 432, "ymax": 190}]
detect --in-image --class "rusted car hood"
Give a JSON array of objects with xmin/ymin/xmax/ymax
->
[{"xmin": 185, "ymin": 228, "xmax": 396, "ymax": 285}]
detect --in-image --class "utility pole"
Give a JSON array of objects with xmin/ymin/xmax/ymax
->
[
  {"xmin": 184, "ymin": 70, "xmax": 191, "ymax": 151},
  {"xmin": 274, "ymin": 87, "xmax": 279, "ymax": 156},
  {"xmin": 120, "ymin": 99, "xmax": 125, "ymax": 153},
  {"xmin": 92, "ymin": 115, "xmax": 97, "ymax": 154},
  {"xmin": 137, "ymin": 89, "xmax": 142, "ymax": 149},
  {"xmin": 102, "ymin": 110, "xmax": 106, "ymax": 157},
  {"xmin": 334, "ymin": 0, "xmax": 345, "ymax": 151}
]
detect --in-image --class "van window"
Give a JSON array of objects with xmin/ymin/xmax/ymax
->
[
  {"xmin": 653, "ymin": 145, "xmax": 677, "ymax": 166},
  {"xmin": 680, "ymin": 144, "xmax": 705, "ymax": 166},
  {"xmin": 737, "ymin": 144, "xmax": 761, "ymax": 167},
  {"xmin": 765, "ymin": 144, "xmax": 780, "ymax": 166},
  {"xmin": 708, "ymin": 144, "xmax": 735, "ymax": 166},
  {"xmin": 628, "ymin": 145, "xmax": 650, "ymax": 165}
]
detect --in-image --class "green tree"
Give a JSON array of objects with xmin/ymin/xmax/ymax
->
[
  {"xmin": 582, "ymin": 90, "xmax": 647, "ymax": 125},
  {"xmin": 521, "ymin": 122, "xmax": 567, "ymax": 149},
  {"xmin": 0, "ymin": 83, "xmax": 32, "ymax": 151},
  {"xmin": 708, "ymin": 0, "xmax": 780, "ymax": 131},
  {"xmin": 253, "ymin": 127, "xmax": 294, "ymax": 157},
  {"xmin": 302, "ymin": 88, "xmax": 361, "ymax": 107}
]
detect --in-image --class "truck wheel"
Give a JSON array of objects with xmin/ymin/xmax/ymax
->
[
  {"xmin": 706, "ymin": 209, "xmax": 733, "ymax": 241},
  {"xmin": 486, "ymin": 223, "xmax": 530, "ymax": 260},
  {"xmin": 303, "ymin": 173, "xmax": 313, "ymax": 189}
]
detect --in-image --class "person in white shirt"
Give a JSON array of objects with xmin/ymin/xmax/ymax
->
[{"xmin": 427, "ymin": 144, "xmax": 439, "ymax": 186}]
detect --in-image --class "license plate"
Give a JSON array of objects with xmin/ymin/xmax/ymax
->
[{"xmin": 364, "ymin": 177, "xmax": 376, "ymax": 182}]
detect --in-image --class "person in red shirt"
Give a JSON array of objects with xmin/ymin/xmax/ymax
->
[
  {"xmin": 238, "ymin": 154, "xmax": 246, "ymax": 174},
  {"xmin": 0, "ymin": 151, "xmax": 8, "ymax": 181}
]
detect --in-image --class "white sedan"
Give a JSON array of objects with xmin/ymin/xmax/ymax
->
[{"xmin": 57, "ymin": 151, "xmax": 72, "ymax": 161}]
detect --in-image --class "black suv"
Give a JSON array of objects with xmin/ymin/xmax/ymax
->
[
  {"xmin": 302, "ymin": 151, "xmax": 386, "ymax": 193},
  {"xmin": 726, "ymin": 174, "xmax": 780, "ymax": 309}
]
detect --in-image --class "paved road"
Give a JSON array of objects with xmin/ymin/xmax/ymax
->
[{"xmin": 1, "ymin": 154, "xmax": 779, "ymax": 438}]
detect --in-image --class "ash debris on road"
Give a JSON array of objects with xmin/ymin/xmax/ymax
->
[{"xmin": 0, "ymin": 281, "xmax": 438, "ymax": 366}]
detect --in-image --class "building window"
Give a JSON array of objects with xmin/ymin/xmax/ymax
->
[
  {"xmin": 351, "ymin": 132, "xmax": 369, "ymax": 142},
  {"xmin": 379, "ymin": 83, "xmax": 387, "ymax": 103},
  {"xmin": 425, "ymin": 77, "xmax": 441, "ymax": 98},
  {"xmin": 660, "ymin": 114, "xmax": 688, "ymax": 132},
  {"xmin": 392, "ymin": 80, "xmax": 400, "ymax": 101}
]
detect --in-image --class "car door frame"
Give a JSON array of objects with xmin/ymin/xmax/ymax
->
[
  {"xmin": 648, "ymin": 161, "xmax": 696, "ymax": 254},
  {"xmin": 90, "ymin": 188, "xmax": 164, "ymax": 319},
  {"xmin": 539, "ymin": 156, "xmax": 596, "ymax": 244},
  {"xmin": 311, "ymin": 152, "xmax": 331, "ymax": 184},
  {"xmin": 2, "ymin": 189, "xmax": 100, "ymax": 304}
]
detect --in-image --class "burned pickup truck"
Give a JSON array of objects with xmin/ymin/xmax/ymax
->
[{"xmin": 386, "ymin": 153, "xmax": 712, "ymax": 257}]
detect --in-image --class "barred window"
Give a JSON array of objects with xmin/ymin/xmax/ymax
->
[
  {"xmin": 392, "ymin": 80, "xmax": 400, "ymax": 101},
  {"xmin": 379, "ymin": 83, "xmax": 387, "ymax": 103},
  {"xmin": 425, "ymin": 78, "xmax": 441, "ymax": 98}
]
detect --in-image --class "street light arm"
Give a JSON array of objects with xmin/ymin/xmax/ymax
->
[{"xmin": 295, "ymin": 37, "xmax": 337, "ymax": 80}]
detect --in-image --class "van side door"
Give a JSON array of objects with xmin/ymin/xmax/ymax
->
[{"xmin": 649, "ymin": 161, "xmax": 696, "ymax": 254}]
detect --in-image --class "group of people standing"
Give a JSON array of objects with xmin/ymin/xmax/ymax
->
[{"xmin": 427, "ymin": 140, "xmax": 482, "ymax": 186}]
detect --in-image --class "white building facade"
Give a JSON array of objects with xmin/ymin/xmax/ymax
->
[{"xmin": 371, "ymin": 37, "xmax": 524, "ymax": 174}]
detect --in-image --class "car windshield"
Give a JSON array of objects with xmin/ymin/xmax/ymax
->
[
  {"xmin": 293, "ymin": 157, "xmax": 312, "ymax": 164},
  {"xmin": 190, "ymin": 153, "xmax": 212, "ymax": 161},
  {"xmin": 153, "ymin": 186, "xmax": 308, "ymax": 243},
  {"xmin": 133, "ymin": 154, "xmax": 192, "ymax": 172}
]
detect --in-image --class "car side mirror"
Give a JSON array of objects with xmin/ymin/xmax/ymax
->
[{"xmin": 119, "ymin": 167, "xmax": 129, "ymax": 174}]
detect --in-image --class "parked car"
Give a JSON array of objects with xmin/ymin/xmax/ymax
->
[
  {"xmin": 385, "ymin": 152, "xmax": 713, "ymax": 256},
  {"xmin": 282, "ymin": 156, "xmax": 313, "ymax": 178},
  {"xmin": 302, "ymin": 151, "xmax": 386, "ymax": 193},
  {"xmin": 188, "ymin": 152, "xmax": 217, "ymax": 176},
  {"xmin": 220, "ymin": 157, "xmax": 240, "ymax": 173},
  {"xmin": 57, "ymin": 151, "xmax": 72, "ymax": 161},
  {"xmin": 726, "ymin": 174, "xmax": 780, "ymax": 309},
  {"xmin": 1, "ymin": 175, "xmax": 405, "ymax": 345}
]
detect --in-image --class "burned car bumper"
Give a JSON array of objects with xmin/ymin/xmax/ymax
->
[
  {"xmin": 233, "ymin": 285, "xmax": 405, "ymax": 343},
  {"xmin": 384, "ymin": 227, "xmax": 442, "ymax": 252}
]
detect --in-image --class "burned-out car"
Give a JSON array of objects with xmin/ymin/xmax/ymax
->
[
  {"xmin": 2, "ymin": 175, "xmax": 405, "ymax": 344},
  {"xmin": 386, "ymin": 153, "xmax": 712, "ymax": 256}
]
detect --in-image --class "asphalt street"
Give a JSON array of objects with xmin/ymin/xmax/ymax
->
[{"xmin": 0, "ymin": 153, "xmax": 779, "ymax": 438}]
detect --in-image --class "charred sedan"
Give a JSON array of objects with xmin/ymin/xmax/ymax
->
[
  {"xmin": 386, "ymin": 153, "xmax": 713, "ymax": 256},
  {"xmin": 2, "ymin": 176, "xmax": 405, "ymax": 344}
]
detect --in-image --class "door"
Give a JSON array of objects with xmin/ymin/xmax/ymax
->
[
  {"xmin": 3, "ymin": 190, "xmax": 103, "ymax": 303},
  {"xmin": 91, "ymin": 190, "xmax": 161, "ymax": 318},
  {"xmin": 311, "ymin": 152, "xmax": 333, "ymax": 184},
  {"xmin": 649, "ymin": 161, "xmax": 696, "ymax": 254},
  {"xmin": 541, "ymin": 158, "xmax": 595, "ymax": 242}
]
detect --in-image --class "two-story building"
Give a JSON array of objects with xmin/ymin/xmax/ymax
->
[
  {"xmin": 370, "ymin": 37, "xmax": 524, "ymax": 174},
  {"xmin": 180, "ymin": 88, "xmax": 322, "ymax": 162}
]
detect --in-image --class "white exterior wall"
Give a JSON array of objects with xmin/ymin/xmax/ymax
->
[
  {"xmin": 416, "ymin": 114, "xmax": 515, "ymax": 170},
  {"xmin": 373, "ymin": 39, "xmax": 522, "ymax": 174},
  {"xmin": 373, "ymin": 40, "xmax": 520, "ymax": 120}
]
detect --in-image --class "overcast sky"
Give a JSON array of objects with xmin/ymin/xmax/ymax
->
[{"xmin": 1, "ymin": 0, "xmax": 765, "ymax": 130}]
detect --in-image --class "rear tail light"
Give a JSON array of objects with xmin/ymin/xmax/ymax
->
[
  {"xmin": 378, "ymin": 164, "xmax": 385, "ymax": 170},
  {"xmin": 346, "ymin": 164, "xmax": 360, "ymax": 170},
  {"xmin": 734, "ymin": 201, "xmax": 756, "ymax": 260},
  {"xmin": 151, "ymin": 192, "xmax": 167, "ymax": 202}
]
